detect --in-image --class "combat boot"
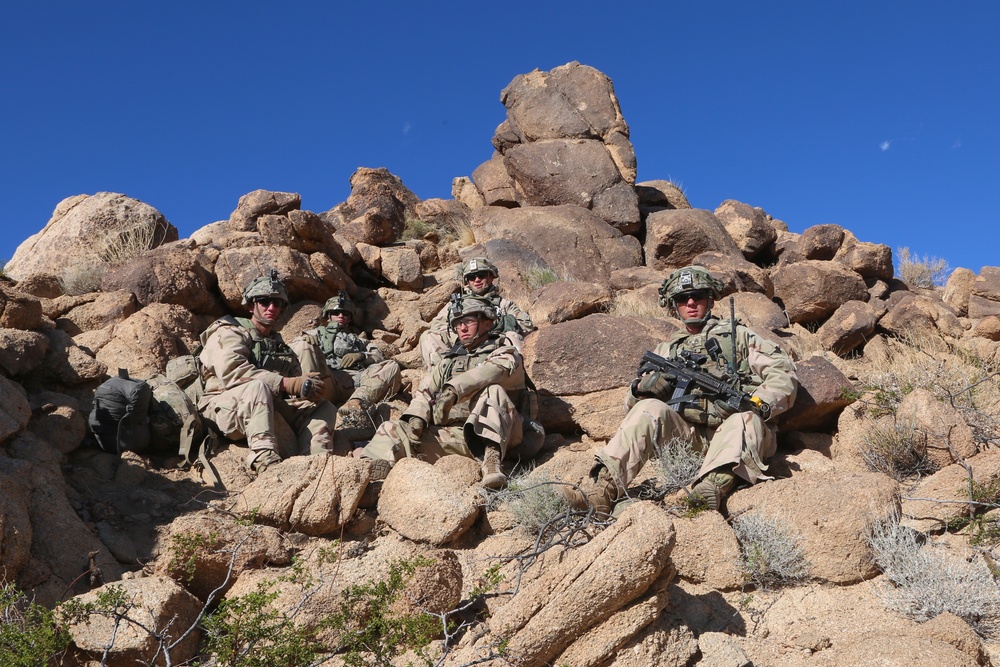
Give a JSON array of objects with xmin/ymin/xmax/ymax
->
[
  {"xmin": 689, "ymin": 470, "xmax": 737, "ymax": 511},
  {"xmin": 481, "ymin": 446, "xmax": 507, "ymax": 490},
  {"xmin": 358, "ymin": 458, "xmax": 392, "ymax": 509},
  {"xmin": 247, "ymin": 450, "xmax": 282, "ymax": 477},
  {"xmin": 337, "ymin": 398, "xmax": 371, "ymax": 430},
  {"xmin": 561, "ymin": 465, "xmax": 617, "ymax": 516}
]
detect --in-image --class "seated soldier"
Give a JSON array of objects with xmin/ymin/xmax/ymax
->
[
  {"xmin": 290, "ymin": 292, "xmax": 402, "ymax": 427},
  {"xmin": 419, "ymin": 257, "xmax": 534, "ymax": 368},
  {"xmin": 197, "ymin": 270, "xmax": 337, "ymax": 475},
  {"xmin": 360, "ymin": 295, "xmax": 530, "ymax": 490},
  {"xmin": 563, "ymin": 265, "xmax": 798, "ymax": 514}
]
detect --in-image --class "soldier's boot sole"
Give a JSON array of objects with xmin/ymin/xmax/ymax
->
[{"xmin": 689, "ymin": 471, "xmax": 737, "ymax": 511}]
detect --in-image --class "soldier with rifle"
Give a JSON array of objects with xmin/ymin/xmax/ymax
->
[{"xmin": 563, "ymin": 265, "xmax": 798, "ymax": 513}]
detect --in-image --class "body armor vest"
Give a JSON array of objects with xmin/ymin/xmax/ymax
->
[
  {"xmin": 234, "ymin": 317, "xmax": 300, "ymax": 377},
  {"xmin": 313, "ymin": 324, "xmax": 367, "ymax": 370}
]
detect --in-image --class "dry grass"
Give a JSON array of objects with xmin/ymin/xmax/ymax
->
[
  {"xmin": 655, "ymin": 437, "xmax": 703, "ymax": 493},
  {"xmin": 606, "ymin": 290, "xmax": 663, "ymax": 319},
  {"xmin": 854, "ymin": 332, "xmax": 1000, "ymax": 448},
  {"xmin": 402, "ymin": 215, "xmax": 476, "ymax": 248},
  {"xmin": 858, "ymin": 419, "xmax": 936, "ymax": 480},
  {"xmin": 97, "ymin": 222, "xmax": 160, "ymax": 265},
  {"xmin": 733, "ymin": 512, "xmax": 810, "ymax": 590}
]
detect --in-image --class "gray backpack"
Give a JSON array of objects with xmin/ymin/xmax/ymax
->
[{"xmin": 88, "ymin": 369, "xmax": 153, "ymax": 455}]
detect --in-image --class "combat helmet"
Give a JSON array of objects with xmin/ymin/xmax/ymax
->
[
  {"xmin": 461, "ymin": 257, "xmax": 499, "ymax": 281},
  {"xmin": 322, "ymin": 291, "xmax": 353, "ymax": 318},
  {"xmin": 242, "ymin": 269, "xmax": 289, "ymax": 306},
  {"xmin": 658, "ymin": 265, "xmax": 724, "ymax": 325},
  {"xmin": 448, "ymin": 294, "xmax": 498, "ymax": 327}
]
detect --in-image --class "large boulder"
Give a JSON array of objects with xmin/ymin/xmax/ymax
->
[
  {"xmin": 482, "ymin": 62, "xmax": 640, "ymax": 232},
  {"xmin": 636, "ymin": 180, "xmax": 691, "ymax": 216},
  {"xmin": 470, "ymin": 205, "xmax": 642, "ymax": 283},
  {"xmin": 0, "ymin": 284, "xmax": 44, "ymax": 330},
  {"xmin": 93, "ymin": 303, "xmax": 202, "ymax": 379},
  {"xmin": 969, "ymin": 266, "xmax": 1000, "ymax": 319},
  {"xmin": 727, "ymin": 469, "xmax": 900, "ymax": 584},
  {"xmin": 771, "ymin": 260, "xmax": 869, "ymax": 324},
  {"xmin": 644, "ymin": 208, "xmax": 743, "ymax": 269},
  {"xmin": 474, "ymin": 501, "xmax": 675, "ymax": 667},
  {"xmin": 0, "ymin": 329, "xmax": 49, "ymax": 377},
  {"xmin": 54, "ymin": 290, "xmax": 139, "ymax": 336},
  {"xmin": 901, "ymin": 449, "xmax": 1000, "ymax": 533},
  {"xmin": 0, "ymin": 457, "xmax": 33, "ymax": 579},
  {"xmin": 528, "ymin": 281, "xmax": 612, "ymax": 326},
  {"xmin": 943, "ymin": 267, "xmax": 977, "ymax": 317},
  {"xmin": 322, "ymin": 167, "xmax": 420, "ymax": 245},
  {"xmin": 816, "ymin": 300, "xmax": 878, "ymax": 356},
  {"xmin": 27, "ymin": 391, "xmax": 86, "ymax": 455},
  {"xmin": 779, "ymin": 356, "xmax": 856, "ymax": 432},
  {"xmin": 214, "ymin": 246, "xmax": 353, "ymax": 309},
  {"xmin": 228, "ymin": 189, "xmax": 301, "ymax": 232},
  {"xmin": 878, "ymin": 292, "xmax": 965, "ymax": 340},
  {"xmin": 5, "ymin": 192, "xmax": 177, "ymax": 283},
  {"xmin": 896, "ymin": 389, "xmax": 978, "ymax": 469},
  {"xmin": 833, "ymin": 231, "xmax": 893, "ymax": 281},
  {"xmin": 101, "ymin": 242, "xmax": 221, "ymax": 315},
  {"xmin": 713, "ymin": 200, "xmax": 777, "ymax": 261},
  {"xmin": 0, "ymin": 374, "xmax": 32, "ymax": 442},
  {"xmin": 66, "ymin": 575, "xmax": 202, "ymax": 666}
]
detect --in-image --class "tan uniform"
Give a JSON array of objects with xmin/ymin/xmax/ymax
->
[
  {"xmin": 362, "ymin": 332, "xmax": 528, "ymax": 464},
  {"xmin": 419, "ymin": 287, "xmax": 534, "ymax": 367},
  {"xmin": 597, "ymin": 316, "xmax": 798, "ymax": 490},
  {"xmin": 291, "ymin": 324, "xmax": 401, "ymax": 406},
  {"xmin": 198, "ymin": 316, "xmax": 337, "ymax": 463}
]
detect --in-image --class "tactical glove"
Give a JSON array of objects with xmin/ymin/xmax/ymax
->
[
  {"xmin": 283, "ymin": 373, "xmax": 325, "ymax": 400},
  {"xmin": 405, "ymin": 416, "xmax": 426, "ymax": 440},
  {"xmin": 340, "ymin": 352, "xmax": 367, "ymax": 370},
  {"xmin": 634, "ymin": 371, "xmax": 674, "ymax": 400},
  {"xmin": 432, "ymin": 386, "xmax": 459, "ymax": 425}
]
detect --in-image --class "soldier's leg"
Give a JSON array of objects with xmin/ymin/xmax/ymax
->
[
  {"xmin": 596, "ymin": 398, "xmax": 694, "ymax": 490},
  {"xmin": 697, "ymin": 411, "xmax": 777, "ymax": 484},
  {"xmin": 291, "ymin": 399, "xmax": 337, "ymax": 455},
  {"xmin": 201, "ymin": 380, "xmax": 281, "ymax": 470},
  {"xmin": 329, "ymin": 370, "xmax": 356, "ymax": 406},
  {"xmin": 350, "ymin": 360, "xmax": 402, "ymax": 405},
  {"xmin": 360, "ymin": 419, "xmax": 430, "ymax": 462},
  {"xmin": 462, "ymin": 385, "xmax": 521, "ymax": 459}
]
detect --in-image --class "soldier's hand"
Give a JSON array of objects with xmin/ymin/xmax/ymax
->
[
  {"xmin": 405, "ymin": 416, "xmax": 426, "ymax": 439},
  {"xmin": 340, "ymin": 352, "xmax": 366, "ymax": 370},
  {"xmin": 432, "ymin": 386, "xmax": 459, "ymax": 425},
  {"xmin": 635, "ymin": 371, "xmax": 673, "ymax": 400},
  {"xmin": 283, "ymin": 373, "xmax": 324, "ymax": 400}
]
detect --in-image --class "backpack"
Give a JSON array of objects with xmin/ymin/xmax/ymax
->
[
  {"xmin": 88, "ymin": 369, "xmax": 153, "ymax": 454},
  {"xmin": 147, "ymin": 372, "xmax": 222, "ymax": 490}
]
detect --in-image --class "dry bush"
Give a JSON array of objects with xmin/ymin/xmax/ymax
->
[
  {"xmin": 732, "ymin": 513, "xmax": 810, "ymax": 590},
  {"xmin": 402, "ymin": 215, "xmax": 476, "ymax": 248},
  {"xmin": 523, "ymin": 266, "xmax": 560, "ymax": 291},
  {"xmin": 869, "ymin": 516, "xmax": 1000, "ymax": 635},
  {"xmin": 492, "ymin": 469, "xmax": 571, "ymax": 535},
  {"xmin": 606, "ymin": 290, "xmax": 663, "ymax": 319},
  {"xmin": 59, "ymin": 261, "xmax": 107, "ymax": 296},
  {"xmin": 97, "ymin": 222, "xmax": 159, "ymax": 266},
  {"xmin": 655, "ymin": 437, "xmax": 702, "ymax": 493},
  {"xmin": 896, "ymin": 246, "xmax": 951, "ymax": 288},
  {"xmin": 859, "ymin": 419, "xmax": 936, "ymax": 481},
  {"xmin": 855, "ymin": 333, "xmax": 1000, "ymax": 447}
]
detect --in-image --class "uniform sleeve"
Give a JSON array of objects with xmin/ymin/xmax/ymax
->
[
  {"xmin": 499, "ymin": 298, "xmax": 535, "ymax": 334},
  {"xmin": 402, "ymin": 363, "xmax": 441, "ymax": 423},
  {"xmin": 744, "ymin": 328, "xmax": 798, "ymax": 417},
  {"xmin": 427, "ymin": 303, "xmax": 451, "ymax": 334},
  {"xmin": 200, "ymin": 325, "xmax": 285, "ymax": 396},
  {"xmin": 444, "ymin": 342, "xmax": 525, "ymax": 400}
]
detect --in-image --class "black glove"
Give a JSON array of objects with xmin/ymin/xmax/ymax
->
[
  {"xmin": 340, "ymin": 352, "xmax": 366, "ymax": 370},
  {"xmin": 283, "ymin": 373, "xmax": 325, "ymax": 400},
  {"xmin": 634, "ymin": 371, "xmax": 674, "ymax": 400}
]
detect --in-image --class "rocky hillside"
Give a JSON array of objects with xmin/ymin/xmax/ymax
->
[{"xmin": 2, "ymin": 61, "xmax": 1000, "ymax": 666}]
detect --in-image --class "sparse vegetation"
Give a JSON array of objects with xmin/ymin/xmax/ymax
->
[
  {"xmin": 59, "ymin": 261, "xmax": 107, "ymax": 295},
  {"xmin": 97, "ymin": 221, "xmax": 160, "ymax": 265},
  {"xmin": 655, "ymin": 437, "xmax": 703, "ymax": 493},
  {"xmin": 869, "ymin": 516, "xmax": 1000, "ymax": 635},
  {"xmin": 524, "ymin": 266, "xmax": 560, "ymax": 291},
  {"xmin": 401, "ymin": 215, "xmax": 475, "ymax": 247},
  {"xmin": 498, "ymin": 469, "xmax": 573, "ymax": 535},
  {"xmin": 0, "ymin": 585, "xmax": 70, "ymax": 666},
  {"xmin": 858, "ymin": 419, "xmax": 936, "ymax": 481},
  {"xmin": 895, "ymin": 246, "xmax": 951, "ymax": 288},
  {"xmin": 733, "ymin": 513, "xmax": 810, "ymax": 590},
  {"xmin": 605, "ymin": 290, "xmax": 663, "ymax": 319}
]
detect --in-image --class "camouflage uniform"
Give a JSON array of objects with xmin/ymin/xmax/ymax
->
[
  {"xmin": 198, "ymin": 316, "xmax": 337, "ymax": 464},
  {"xmin": 362, "ymin": 331, "xmax": 528, "ymax": 464},
  {"xmin": 419, "ymin": 285, "xmax": 534, "ymax": 367},
  {"xmin": 291, "ymin": 323, "xmax": 401, "ymax": 406},
  {"xmin": 597, "ymin": 315, "xmax": 798, "ymax": 491}
]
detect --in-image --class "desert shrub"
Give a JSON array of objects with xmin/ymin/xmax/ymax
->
[
  {"xmin": 896, "ymin": 246, "xmax": 951, "ymax": 288},
  {"xmin": 858, "ymin": 419, "xmax": 936, "ymax": 480},
  {"xmin": 401, "ymin": 215, "xmax": 475, "ymax": 247},
  {"xmin": 732, "ymin": 513, "xmax": 810, "ymax": 590},
  {"xmin": 655, "ymin": 437, "xmax": 703, "ymax": 493},
  {"xmin": 97, "ymin": 222, "xmax": 159, "ymax": 266},
  {"xmin": 0, "ymin": 585, "xmax": 70, "ymax": 667},
  {"xmin": 59, "ymin": 261, "xmax": 106, "ymax": 295},
  {"xmin": 524, "ymin": 266, "xmax": 560, "ymax": 291},
  {"xmin": 606, "ymin": 290, "xmax": 663, "ymax": 319},
  {"xmin": 401, "ymin": 216, "xmax": 433, "ymax": 241},
  {"xmin": 869, "ymin": 517, "xmax": 1000, "ymax": 635},
  {"xmin": 500, "ymin": 470, "xmax": 572, "ymax": 535}
]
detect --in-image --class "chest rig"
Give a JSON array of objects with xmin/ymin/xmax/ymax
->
[
  {"xmin": 315, "ymin": 324, "xmax": 366, "ymax": 370},
  {"xmin": 234, "ymin": 317, "xmax": 300, "ymax": 377}
]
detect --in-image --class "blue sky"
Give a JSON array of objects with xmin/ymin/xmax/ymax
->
[{"xmin": 2, "ymin": 2, "xmax": 997, "ymax": 276}]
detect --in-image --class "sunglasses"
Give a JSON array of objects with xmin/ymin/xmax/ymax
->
[
  {"xmin": 466, "ymin": 271, "xmax": 492, "ymax": 281},
  {"xmin": 675, "ymin": 290, "xmax": 710, "ymax": 302},
  {"xmin": 255, "ymin": 298, "xmax": 287, "ymax": 309}
]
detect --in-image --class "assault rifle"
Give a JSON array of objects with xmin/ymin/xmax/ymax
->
[{"xmin": 638, "ymin": 350, "xmax": 769, "ymax": 419}]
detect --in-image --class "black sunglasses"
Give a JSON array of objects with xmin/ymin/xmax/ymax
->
[
  {"xmin": 466, "ymin": 271, "xmax": 492, "ymax": 281},
  {"xmin": 255, "ymin": 298, "xmax": 287, "ymax": 308}
]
